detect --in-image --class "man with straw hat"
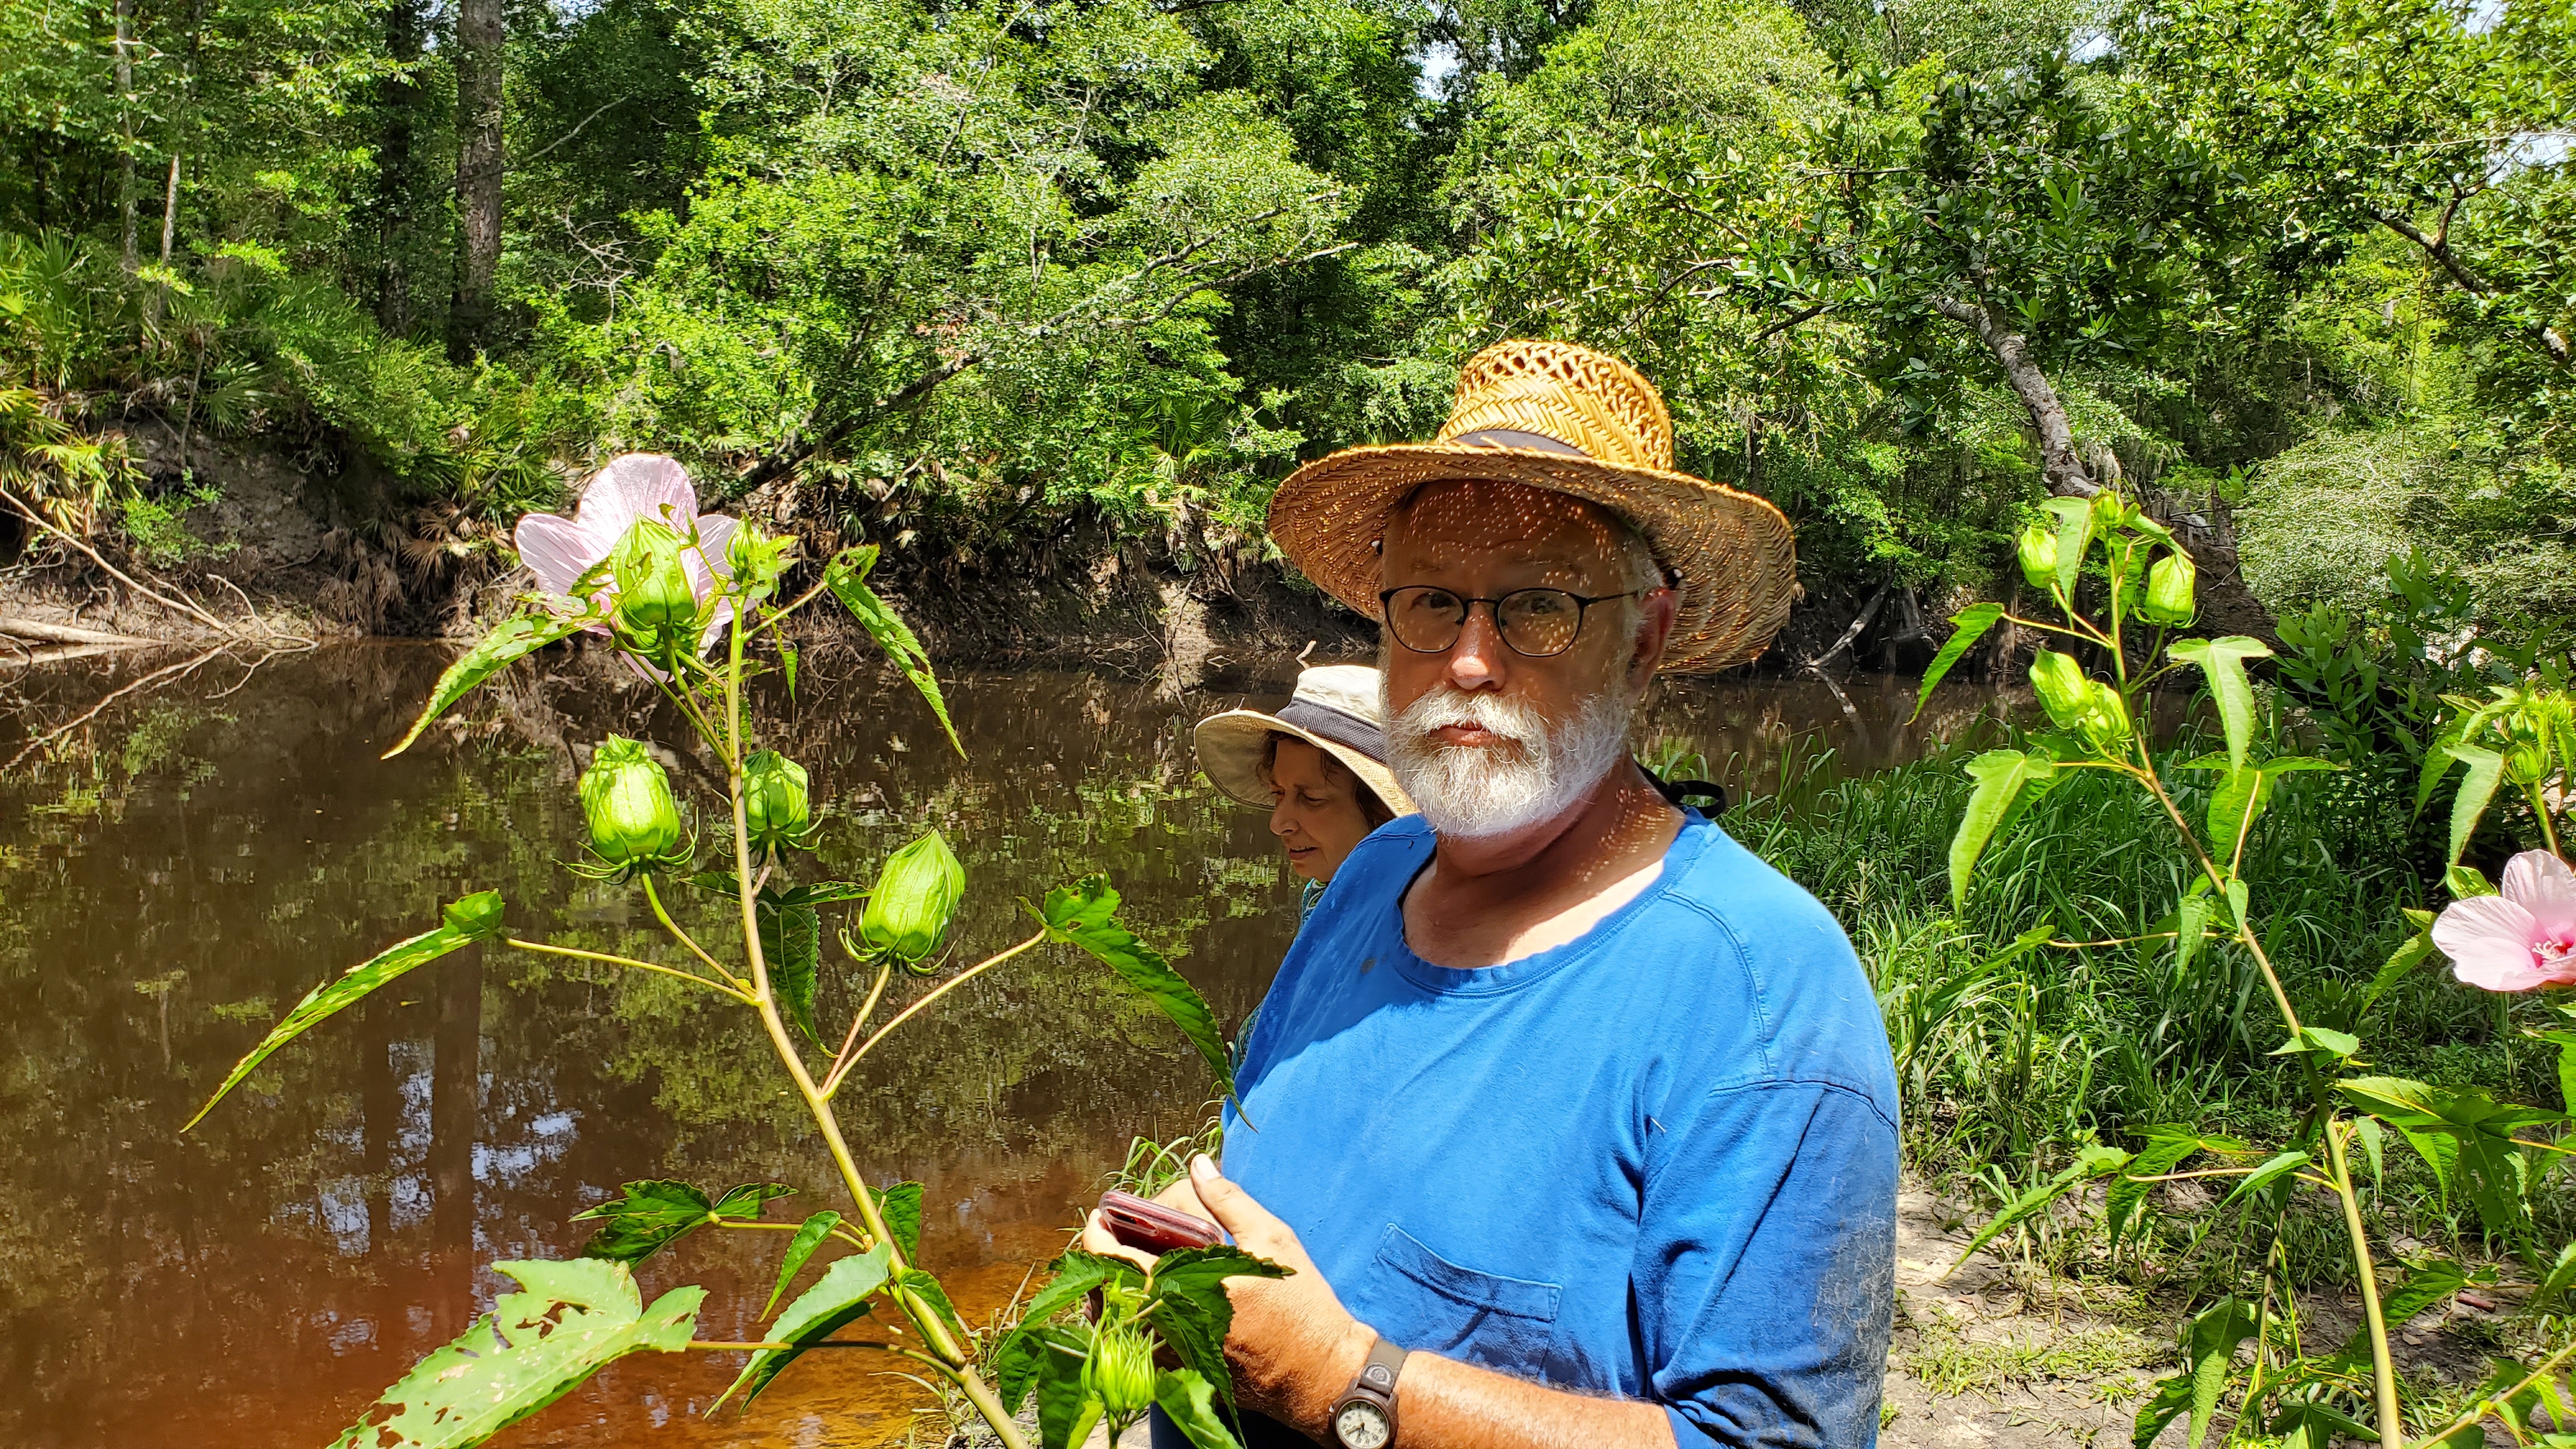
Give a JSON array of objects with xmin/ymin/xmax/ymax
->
[{"xmin": 1089, "ymin": 341, "xmax": 1896, "ymax": 1448}]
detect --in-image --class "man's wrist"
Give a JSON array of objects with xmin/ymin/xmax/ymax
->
[{"xmin": 1301, "ymin": 1315, "xmax": 1383, "ymax": 1430}]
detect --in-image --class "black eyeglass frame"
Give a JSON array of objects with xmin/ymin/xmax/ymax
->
[{"xmin": 1376, "ymin": 585, "xmax": 1652, "ymax": 659}]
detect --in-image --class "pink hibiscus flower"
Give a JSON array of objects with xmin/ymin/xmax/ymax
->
[
  {"xmin": 513, "ymin": 454, "xmax": 738, "ymax": 654},
  {"xmin": 2431, "ymin": 850, "xmax": 2576, "ymax": 992}
]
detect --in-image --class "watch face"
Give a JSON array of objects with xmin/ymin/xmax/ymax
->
[{"xmin": 1335, "ymin": 1400, "xmax": 1393, "ymax": 1449}]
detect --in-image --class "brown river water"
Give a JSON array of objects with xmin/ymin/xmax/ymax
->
[{"xmin": 0, "ymin": 643, "xmax": 2006, "ymax": 1448}]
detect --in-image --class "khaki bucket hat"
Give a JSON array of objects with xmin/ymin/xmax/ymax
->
[
  {"xmin": 1194, "ymin": 665, "xmax": 1414, "ymax": 816},
  {"xmin": 1267, "ymin": 339, "xmax": 1797, "ymax": 673}
]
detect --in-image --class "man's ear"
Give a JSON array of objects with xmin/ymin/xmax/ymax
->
[{"xmin": 1629, "ymin": 589, "xmax": 1678, "ymax": 685}]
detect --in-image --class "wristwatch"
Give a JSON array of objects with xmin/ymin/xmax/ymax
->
[{"xmin": 1328, "ymin": 1335, "xmax": 1409, "ymax": 1449}]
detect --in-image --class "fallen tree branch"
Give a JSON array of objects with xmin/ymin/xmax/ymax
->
[
  {"xmin": 0, "ymin": 484, "xmax": 233, "ymax": 632},
  {"xmin": 0, "ymin": 617, "xmax": 156, "ymax": 647},
  {"xmin": 1929, "ymin": 296, "xmax": 2101, "ymax": 498}
]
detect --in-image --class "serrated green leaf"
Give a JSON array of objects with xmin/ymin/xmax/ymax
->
[
  {"xmin": 2173, "ymin": 893, "xmax": 2211, "ymax": 976},
  {"xmin": 825, "ymin": 545, "xmax": 962, "ymax": 758},
  {"xmin": 993, "ymin": 1252, "xmax": 1142, "ymax": 1414},
  {"xmin": 2131, "ymin": 1298, "xmax": 2255, "ymax": 1449},
  {"xmin": 1949, "ymin": 1145, "xmax": 2129, "ymax": 1274},
  {"xmin": 1910, "ymin": 603, "xmax": 2004, "ymax": 723},
  {"xmin": 186, "ymin": 892, "xmax": 503, "ymax": 1131},
  {"xmin": 2044, "ymin": 495, "xmax": 2090, "ymax": 598},
  {"xmin": 872, "ymin": 1181, "xmax": 923, "ymax": 1261},
  {"xmin": 758, "ymin": 900, "xmax": 822, "ymax": 1041},
  {"xmin": 1038, "ymin": 875, "xmax": 1236, "ymax": 1109},
  {"xmin": 995, "ymin": 1324, "xmax": 1091, "ymax": 1425},
  {"xmin": 2107, "ymin": 1128, "xmax": 2206, "ymax": 1255},
  {"xmin": 2541, "ymin": 1032, "xmax": 2576, "ymax": 1117},
  {"xmin": 2336, "ymin": 1259, "xmax": 2467, "ymax": 1367},
  {"xmin": 1949, "ymin": 749, "xmax": 2057, "ymax": 908},
  {"xmin": 2442, "ymin": 742, "xmax": 2506, "ymax": 868},
  {"xmin": 893, "ymin": 1267, "xmax": 967, "ymax": 1343},
  {"xmin": 2267, "ymin": 1027, "xmax": 2359, "ymax": 1060},
  {"xmin": 2205, "ymin": 765, "xmax": 2276, "ymax": 857},
  {"xmin": 2365, "ymin": 930, "xmax": 2435, "ymax": 1016},
  {"xmin": 575, "ymin": 1180, "xmax": 792, "ymax": 1264},
  {"xmin": 1154, "ymin": 1368, "xmax": 1243, "ymax": 1449},
  {"xmin": 328, "ymin": 1259, "xmax": 702, "ymax": 1449},
  {"xmin": 2167, "ymin": 637, "xmax": 2271, "ymax": 770},
  {"xmin": 1143, "ymin": 1246, "xmax": 1290, "ymax": 1422},
  {"xmin": 714, "ymin": 1245, "xmax": 893, "ymax": 1413},
  {"xmin": 765, "ymin": 1211, "xmax": 843, "ymax": 1318},
  {"xmin": 383, "ymin": 613, "xmax": 592, "ymax": 758},
  {"xmin": 1036, "ymin": 1330, "xmax": 1104, "ymax": 1449},
  {"xmin": 2222, "ymin": 1150, "xmax": 2312, "ymax": 1206}
]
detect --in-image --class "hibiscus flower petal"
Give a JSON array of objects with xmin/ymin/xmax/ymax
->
[
  {"xmin": 2501, "ymin": 850, "xmax": 2576, "ymax": 939},
  {"xmin": 2432, "ymin": 894, "xmax": 2550, "ymax": 992},
  {"xmin": 514, "ymin": 512, "xmax": 601, "ymax": 599},
  {"xmin": 576, "ymin": 454, "xmax": 697, "ymax": 554}
]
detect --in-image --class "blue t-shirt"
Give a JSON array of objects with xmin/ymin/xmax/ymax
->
[{"xmin": 1222, "ymin": 811, "xmax": 1898, "ymax": 1447}]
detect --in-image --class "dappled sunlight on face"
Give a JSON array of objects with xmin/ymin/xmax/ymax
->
[
  {"xmin": 1375, "ymin": 480, "xmax": 1665, "ymax": 838},
  {"xmin": 1264, "ymin": 737, "xmax": 1378, "ymax": 882}
]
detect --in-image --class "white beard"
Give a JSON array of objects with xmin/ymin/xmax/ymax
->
[{"xmin": 1384, "ymin": 682, "xmax": 1637, "ymax": 839}]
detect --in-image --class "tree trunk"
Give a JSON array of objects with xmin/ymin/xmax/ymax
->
[
  {"xmin": 372, "ymin": 0, "xmax": 427, "ymax": 332},
  {"xmin": 447, "ymin": 0, "xmax": 503, "ymax": 362},
  {"xmin": 1930, "ymin": 296, "xmax": 2101, "ymax": 498},
  {"xmin": 157, "ymin": 152, "xmax": 180, "ymax": 266},
  {"xmin": 115, "ymin": 0, "xmax": 137, "ymax": 271}
]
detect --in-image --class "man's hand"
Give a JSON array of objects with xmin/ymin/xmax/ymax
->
[{"xmin": 1079, "ymin": 1154, "xmax": 1374, "ymax": 1433}]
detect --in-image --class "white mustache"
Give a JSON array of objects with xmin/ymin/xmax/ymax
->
[{"xmin": 1392, "ymin": 689, "xmax": 1547, "ymax": 754}]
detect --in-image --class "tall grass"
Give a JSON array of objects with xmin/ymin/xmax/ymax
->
[{"xmin": 1725, "ymin": 727, "xmax": 2568, "ymax": 1267}]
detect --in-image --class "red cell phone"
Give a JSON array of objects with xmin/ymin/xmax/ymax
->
[{"xmin": 1098, "ymin": 1189, "xmax": 1224, "ymax": 1254}]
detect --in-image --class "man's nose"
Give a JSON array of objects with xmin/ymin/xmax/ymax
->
[{"xmin": 1446, "ymin": 606, "xmax": 1508, "ymax": 691}]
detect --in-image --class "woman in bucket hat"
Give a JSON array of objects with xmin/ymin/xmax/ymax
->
[{"xmin": 1195, "ymin": 664, "xmax": 1414, "ymax": 911}]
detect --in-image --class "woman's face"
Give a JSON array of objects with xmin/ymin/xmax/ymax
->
[{"xmin": 1267, "ymin": 738, "xmax": 1377, "ymax": 883}]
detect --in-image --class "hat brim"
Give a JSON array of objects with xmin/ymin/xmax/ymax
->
[
  {"xmin": 1193, "ymin": 710, "xmax": 1414, "ymax": 817},
  {"xmin": 1268, "ymin": 442, "xmax": 1796, "ymax": 673}
]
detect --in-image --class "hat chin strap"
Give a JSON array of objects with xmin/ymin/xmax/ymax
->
[{"xmin": 1448, "ymin": 427, "xmax": 1590, "ymax": 459}]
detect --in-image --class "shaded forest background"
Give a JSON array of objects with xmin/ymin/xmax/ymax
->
[{"xmin": 0, "ymin": 0, "xmax": 2569, "ymax": 645}]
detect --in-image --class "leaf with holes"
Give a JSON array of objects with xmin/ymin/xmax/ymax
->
[
  {"xmin": 714, "ymin": 1245, "xmax": 893, "ymax": 1413},
  {"xmin": 328, "ymin": 1259, "xmax": 702, "ymax": 1449},
  {"xmin": 187, "ymin": 891, "xmax": 503, "ymax": 1131},
  {"xmin": 383, "ymin": 612, "xmax": 594, "ymax": 758}
]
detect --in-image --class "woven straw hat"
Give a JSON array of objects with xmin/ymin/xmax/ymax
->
[
  {"xmin": 1195, "ymin": 665, "xmax": 1413, "ymax": 817},
  {"xmin": 1268, "ymin": 339, "xmax": 1796, "ymax": 673}
]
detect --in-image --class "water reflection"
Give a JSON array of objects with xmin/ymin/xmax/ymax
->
[{"xmin": 0, "ymin": 645, "xmax": 2008, "ymax": 1448}]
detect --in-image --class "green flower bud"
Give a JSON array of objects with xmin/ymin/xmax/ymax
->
[
  {"xmin": 1084, "ymin": 1327, "xmax": 1158, "ymax": 1420},
  {"xmin": 2030, "ymin": 650, "xmax": 2090, "ymax": 728},
  {"xmin": 2139, "ymin": 552, "xmax": 2197, "ymax": 626},
  {"xmin": 2016, "ymin": 522, "xmax": 2058, "ymax": 592},
  {"xmin": 2503, "ymin": 707, "xmax": 2553, "ymax": 786},
  {"xmin": 2076, "ymin": 680, "xmax": 2133, "ymax": 754},
  {"xmin": 611, "ymin": 518, "xmax": 700, "ymax": 637},
  {"xmin": 579, "ymin": 735, "xmax": 684, "ymax": 868},
  {"xmin": 862, "ymin": 829, "xmax": 964, "ymax": 967},
  {"xmin": 743, "ymin": 749, "xmax": 812, "ymax": 856}
]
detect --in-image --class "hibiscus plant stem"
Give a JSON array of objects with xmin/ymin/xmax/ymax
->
[{"xmin": 709, "ymin": 591, "xmax": 1031, "ymax": 1449}]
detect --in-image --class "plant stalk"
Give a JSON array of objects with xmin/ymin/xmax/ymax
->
[
  {"xmin": 2323, "ymin": 1118, "xmax": 2405, "ymax": 1448},
  {"xmin": 713, "ymin": 608, "xmax": 1029, "ymax": 1449}
]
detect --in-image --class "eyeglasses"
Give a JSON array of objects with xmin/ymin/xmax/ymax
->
[{"xmin": 1377, "ymin": 585, "xmax": 1646, "ymax": 658}]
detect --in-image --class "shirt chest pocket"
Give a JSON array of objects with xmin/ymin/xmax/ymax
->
[{"xmin": 1372, "ymin": 1223, "xmax": 1562, "ymax": 1368}]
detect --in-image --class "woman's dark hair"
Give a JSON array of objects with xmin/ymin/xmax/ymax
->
[{"xmin": 1258, "ymin": 732, "xmax": 1395, "ymax": 829}]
